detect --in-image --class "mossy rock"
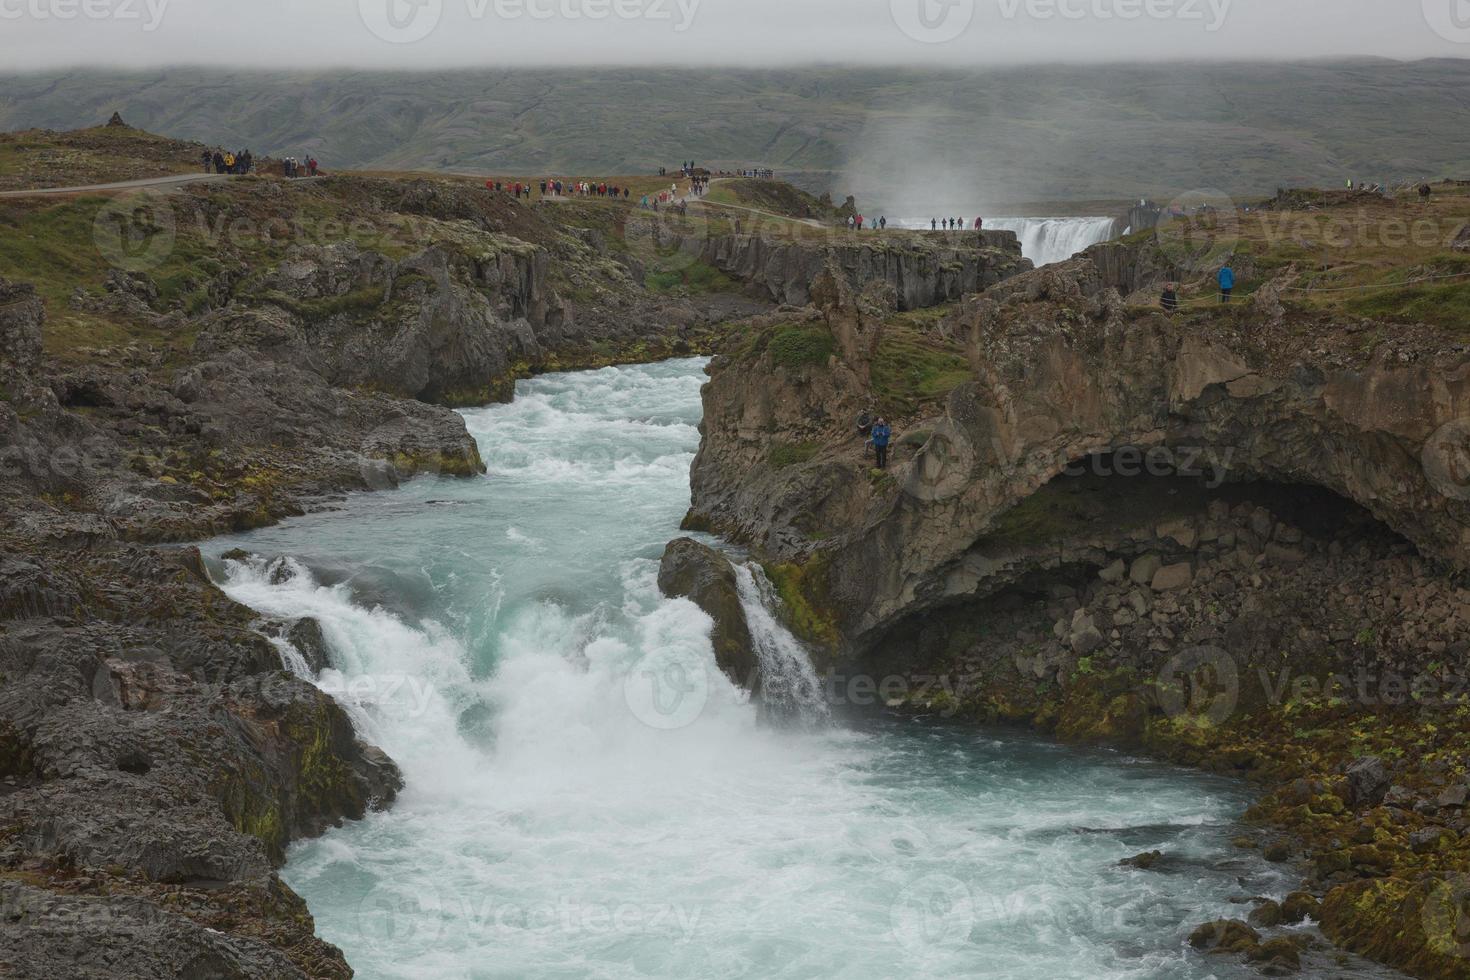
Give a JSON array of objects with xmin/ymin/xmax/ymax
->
[{"xmin": 1320, "ymin": 876, "xmax": 1470, "ymax": 977}]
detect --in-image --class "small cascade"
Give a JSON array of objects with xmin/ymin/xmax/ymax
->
[{"xmin": 733, "ymin": 563, "xmax": 830, "ymax": 726}]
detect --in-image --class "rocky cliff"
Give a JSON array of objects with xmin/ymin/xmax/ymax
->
[
  {"xmin": 1, "ymin": 143, "xmax": 1029, "ymax": 975},
  {"xmin": 692, "ymin": 229, "xmax": 1030, "ymax": 310},
  {"xmin": 683, "ymin": 235, "xmax": 1470, "ymax": 979}
]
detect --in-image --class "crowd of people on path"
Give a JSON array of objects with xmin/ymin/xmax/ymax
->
[
  {"xmin": 283, "ymin": 156, "xmax": 319, "ymax": 178},
  {"xmin": 845, "ymin": 214, "xmax": 887, "ymax": 231},
  {"xmin": 484, "ymin": 178, "xmax": 634, "ymax": 200},
  {"xmin": 200, "ymin": 147, "xmax": 322, "ymax": 178},
  {"xmin": 929, "ymin": 217, "xmax": 984, "ymax": 231},
  {"xmin": 202, "ymin": 148, "xmax": 253, "ymax": 175}
]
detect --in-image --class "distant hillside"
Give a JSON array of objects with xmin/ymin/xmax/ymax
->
[{"xmin": 3, "ymin": 61, "xmax": 1468, "ymax": 205}]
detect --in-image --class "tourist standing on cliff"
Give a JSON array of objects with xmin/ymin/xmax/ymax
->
[
  {"xmin": 871, "ymin": 419, "xmax": 892, "ymax": 470},
  {"xmin": 1218, "ymin": 263, "xmax": 1235, "ymax": 303},
  {"xmin": 1161, "ymin": 282, "xmax": 1180, "ymax": 313}
]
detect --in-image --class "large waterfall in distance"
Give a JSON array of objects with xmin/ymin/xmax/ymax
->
[
  {"xmin": 891, "ymin": 215, "xmax": 1118, "ymax": 266},
  {"xmin": 984, "ymin": 217, "xmax": 1119, "ymax": 266}
]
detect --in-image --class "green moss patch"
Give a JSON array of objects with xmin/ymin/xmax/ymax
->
[
  {"xmin": 869, "ymin": 327, "xmax": 969, "ymax": 416},
  {"xmin": 768, "ymin": 324, "xmax": 834, "ymax": 370},
  {"xmin": 763, "ymin": 555, "xmax": 840, "ymax": 655},
  {"xmin": 769, "ymin": 441, "xmax": 820, "ymax": 469}
]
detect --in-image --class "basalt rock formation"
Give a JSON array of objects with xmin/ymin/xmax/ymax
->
[
  {"xmin": 657, "ymin": 538, "xmax": 756, "ymax": 689},
  {"xmin": 691, "ymin": 248, "xmax": 1470, "ymax": 646},
  {"xmin": 692, "ymin": 229, "xmax": 1030, "ymax": 310},
  {"xmin": 684, "ymin": 241, "xmax": 1470, "ymax": 980}
]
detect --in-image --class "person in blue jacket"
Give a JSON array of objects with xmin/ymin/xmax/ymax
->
[
  {"xmin": 1218, "ymin": 262, "xmax": 1235, "ymax": 303},
  {"xmin": 871, "ymin": 418, "xmax": 893, "ymax": 470}
]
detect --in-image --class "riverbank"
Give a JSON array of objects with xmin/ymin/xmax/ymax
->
[
  {"xmin": 676, "ymin": 181, "xmax": 1470, "ymax": 979},
  {"xmin": 0, "ymin": 126, "xmax": 791, "ymax": 975},
  {"xmin": 197, "ymin": 359, "xmax": 1394, "ymax": 980}
]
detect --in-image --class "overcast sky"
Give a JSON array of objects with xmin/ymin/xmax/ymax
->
[{"xmin": 1, "ymin": 0, "xmax": 1467, "ymax": 71}]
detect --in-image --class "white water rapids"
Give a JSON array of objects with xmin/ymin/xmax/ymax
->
[{"xmin": 203, "ymin": 358, "xmax": 1400, "ymax": 980}]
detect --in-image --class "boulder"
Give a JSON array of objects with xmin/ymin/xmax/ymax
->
[
  {"xmin": 286, "ymin": 617, "xmax": 331, "ymax": 675},
  {"xmin": 1130, "ymin": 554, "xmax": 1164, "ymax": 587},
  {"xmin": 1188, "ymin": 918, "xmax": 1260, "ymax": 952},
  {"xmin": 1280, "ymin": 891, "xmax": 1320, "ymax": 924},
  {"xmin": 1119, "ymin": 849, "xmax": 1163, "ymax": 870},
  {"xmin": 1248, "ymin": 899, "xmax": 1283, "ymax": 928},
  {"xmin": 1345, "ymin": 756, "xmax": 1390, "ymax": 806},
  {"xmin": 1437, "ymin": 782, "xmax": 1469, "ymax": 809},
  {"xmin": 1151, "ymin": 562, "xmax": 1194, "ymax": 593},
  {"xmin": 657, "ymin": 538, "xmax": 756, "ymax": 689},
  {"xmin": 1247, "ymin": 937, "xmax": 1301, "ymax": 974}
]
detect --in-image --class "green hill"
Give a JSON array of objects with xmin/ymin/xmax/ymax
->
[{"xmin": 2, "ymin": 61, "xmax": 1468, "ymax": 204}]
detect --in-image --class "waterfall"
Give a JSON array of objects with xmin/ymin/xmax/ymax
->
[
  {"xmin": 983, "ymin": 217, "xmax": 1118, "ymax": 267},
  {"xmin": 889, "ymin": 215, "xmax": 1119, "ymax": 266},
  {"xmin": 200, "ymin": 360, "xmax": 1317, "ymax": 980},
  {"xmin": 733, "ymin": 564, "xmax": 830, "ymax": 726}
]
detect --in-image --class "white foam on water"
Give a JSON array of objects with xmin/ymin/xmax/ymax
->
[{"xmin": 208, "ymin": 359, "xmax": 1396, "ymax": 980}]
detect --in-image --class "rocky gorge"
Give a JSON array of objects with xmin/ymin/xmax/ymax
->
[
  {"xmin": 673, "ymin": 189, "xmax": 1470, "ymax": 978},
  {"xmin": 0, "ymin": 126, "xmax": 1032, "ymax": 977},
  {"xmin": 6, "ymin": 121, "xmax": 1470, "ymax": 978}
]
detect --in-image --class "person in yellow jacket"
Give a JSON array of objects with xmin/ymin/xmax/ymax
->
[{"xmin": 224, "ymin": 152, "xmax": 236, "ymax": 173}]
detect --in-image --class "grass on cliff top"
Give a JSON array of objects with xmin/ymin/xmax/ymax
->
[
  {"xmin": 767, "ymin": 323, "xmax": 835, "ymax": 369},
  {"xmin": 1146, "ymin": 186, "xmax": 1470, "ymax": 333},
  {"xmin": 870, "ymin": 321, "xmax": 969, "ymax": 417},
  {"xmin": 705, "ymin": 179, "xmax": 836, "ymax": 221},
  {"xmin": 0, "ymin": 169, "xmax": 546, "ymax": 362},
  {"xmin": 0, "ymin": 125, "xmax": 205, "ymax": 192}
]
